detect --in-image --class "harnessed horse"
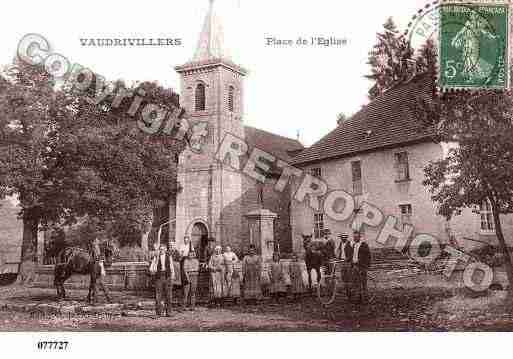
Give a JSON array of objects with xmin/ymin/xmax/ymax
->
[
  {"xmin": 54, "ymin": 241, "xmax": 116, "ymax": 304},
  {"xmin": 303, "ymin": 234, "xmax": 336, "ymax": 291}
]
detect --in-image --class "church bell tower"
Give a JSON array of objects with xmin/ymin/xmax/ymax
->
[{"xmin": 173, "ymin": 0, "xmax": 248, "ymax": 255}]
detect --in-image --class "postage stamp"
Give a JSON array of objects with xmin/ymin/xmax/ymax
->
[{"xmin": 439, "ymin": 2, "xmax": 510, "ymax": 90}]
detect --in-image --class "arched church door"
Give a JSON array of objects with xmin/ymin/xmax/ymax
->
[{"xmin": 191, "ymin": 222, "xmax": 208, "ymax": 262}]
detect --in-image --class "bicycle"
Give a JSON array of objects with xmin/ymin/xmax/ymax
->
[{"xmin": 317, "ymin": 259, "xmax": 377, "ymax": 306}]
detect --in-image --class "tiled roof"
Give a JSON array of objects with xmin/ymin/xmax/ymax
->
[
  {"xmin": 291, "ymin": 74, "xmax": 437, "ymax": 166},
  {"xmin": 244, "ymin": 125, "xmax": 304, "ymax": 162}
]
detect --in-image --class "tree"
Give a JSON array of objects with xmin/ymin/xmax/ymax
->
[
  {"xmin": 0, "ymin": 60, "xmax": 187, "ymax": 282},
  {"xmin": 70, "ymin": 79, "xmax": 186, "ymax": 248},
  {"xmin": 423, "ymin": 89, "xmax": 513, "ymax": 298},
  {"xmin": 0, "ymin": 60, "xmax": 68, "ymax": 282},
  {"xmin": 44, "ymin": 77, "xmax": 186, "ymax": 248},
  {"xmin": 365, "ymin": 17, "xmax": 416, "ymax": 100}
]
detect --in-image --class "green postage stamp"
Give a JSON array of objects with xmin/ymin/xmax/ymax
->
[{"xmin": 439, "ymin": 2, "xmax": 510, "ymax": 90}]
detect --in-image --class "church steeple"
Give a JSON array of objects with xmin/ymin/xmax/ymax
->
[
  {"xmin": 175, "ymin": 0, "xmax": 247, "ymax": 121},
  {"xmin": 193, "ymin": 0, "xmax": 230, "ymax": 62}
]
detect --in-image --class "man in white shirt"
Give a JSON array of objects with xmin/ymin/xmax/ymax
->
[
  {"xmin": 351, "ymin": 230, "xmax": 371, "ymax": 304},
  {"xmin": 180, "ymin": 236, "xmax": 194, "ymax": 257},
  {"xmin": 179, "ymin": 237, "xmax": 195, "ymax": 286},
  {"xmin": 154, "ymin": 244, "xmax": 175, "ymax": 317},
  {"xmin": 337, "ymin": 233, "xmax": 353, "ymax": 299}
]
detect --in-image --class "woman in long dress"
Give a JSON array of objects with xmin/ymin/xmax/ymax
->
[
  {"xmin": 289, "ymin": 253, "xmax": 308, "ymax": 300},
  {"xmin": 269, "ymin": 252, "xmax": 287, "ymax": 303},
  {"xmin": 223, "ymin": 246, "xmax": 241, "ymax": 304},
  {"xmin": 208, "ymin": 245, "xmax": 225, "ymax": 307},
  {"xmin": 242, "ymin": 244, "xmax": 262, "ymax": 304}
]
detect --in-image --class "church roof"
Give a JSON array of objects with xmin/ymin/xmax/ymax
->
[
  {"xmin": 291, "ymin": 74, "xmax": 437, "ymax": 167},
  {"xmin": 244, "ymin": 126, "xmax": 304, "ymax": 162}
]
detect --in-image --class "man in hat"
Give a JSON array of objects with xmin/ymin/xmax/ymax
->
[
  {"xmin": 337, "ymin": 233, "xmax": 353, "ymax": 299},
  {"xmin": 153, "ymin": 244, "xmax": 175, "ymax": 317},
  {"xmin": 323, "ymin": 229, "xmax": 337, "ymax": 268},
  {"xmin": 351, "ymin": 230, "xmax": 371, "ymax": 304}
]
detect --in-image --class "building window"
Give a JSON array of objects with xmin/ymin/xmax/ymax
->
[
  {"xmin": 399, "ymin": 204, "xmax": 412, "ymax": 229},
  {"xmin": 351, "ymin": 161, "xmax": 362, "ymax": 195},
  {"xmin": 311, "ymin": 167, "xmax": 322, "ymax": 178},
  {"xmin": 228, "ymin": 86, "xmax": 235, "ymax": 112},
  {"xmin": 195, "ymin": 83, "xmax": 206, "ymax": 111},
  {"xmin": 314, "ymin": 213, "xmax": 324, "ymax": 239},
  {"xmin": 395, "ymin": 152, "xmax": 410, "ymax": 181},
  {"xmin": 480, "ymin": 199, "xmax": 495, "ymax": 232}
]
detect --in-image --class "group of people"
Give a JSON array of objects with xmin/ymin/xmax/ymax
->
[
  {"xmin": 148, "ymin": 230, "xmax": 371, "ymax": 318},
  {"xmin": 148, "ymin": 237, "xmax": 316, "ymax": 317}
]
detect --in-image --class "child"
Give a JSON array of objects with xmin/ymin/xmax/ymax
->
[
  {"xmin": 269, "ymin": 252, "xmax": 287, "ymax": 303},
  {"xmin": 182, "ymin": 250, "xmax": 200, "ymax": 311},
  {"xmin": 289, "ymin": 253, "xmax": 308, "ymax": 301}
]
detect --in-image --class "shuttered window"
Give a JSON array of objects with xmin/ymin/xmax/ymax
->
[{"xmin": 351, "ymin": 161, "xmax": 362, "ymax": 195}]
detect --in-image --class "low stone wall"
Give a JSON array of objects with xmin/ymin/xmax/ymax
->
[{"xmin": 33, "ymin": 262, "xmax": 152, "ymax": 291}]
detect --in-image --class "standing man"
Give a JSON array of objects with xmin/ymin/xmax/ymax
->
[
  {"xmin": 323, "ymin": 229, "xmax": 336, "ymax": 279},
  {"xmin": 182, "ymin": 250, "xmax": 200, "ymax": 311},
  {"xmin": 324, "ymin": 229, "xmax": 336, "ymax": 259},
  {"xmin": 153, "ymin": 244, "xmax": 175, "ymax": 317},
  {"xmin": 88, "ymin": 237, "xmax": 111, "ymax": 304},
  {"xmin": 180, "ymin": 236, "xmax": 195, "ymax": 258},
  {"xmin": 179, "ymin": 236, "xmax": 195, "ymax": 286},
  {"xmin": 337, "ymin": 233, "xmax": 353, "ymax": 299},
  {"xmin": 90, "ymin": 237, "xmax": 106, "ymax": 277},
  {"xmin": 351, "ymin": 230, "xmax": 371, "ymax": 304}
]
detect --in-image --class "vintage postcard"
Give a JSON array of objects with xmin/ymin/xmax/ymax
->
[{"xmin": 1, "ymin": 0, "xmax": 513, "ymax": 355}]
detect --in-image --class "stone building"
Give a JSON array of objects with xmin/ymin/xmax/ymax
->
[
  {"xmin": 290, "ymin": 74, "xmax": 513, "ymax": 254},
  {"xmin": 169, "ymin": 0, "xmax": 303, "ymax": 260}
]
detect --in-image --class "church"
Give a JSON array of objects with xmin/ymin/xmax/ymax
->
[{"xmin": 167, "ymin": 0, "xmax": 303, "ymax": 261}]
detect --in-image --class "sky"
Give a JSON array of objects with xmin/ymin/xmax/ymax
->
[{"xmin": 2, "ymin": 0, "xmax": 433, "ymax": 146}]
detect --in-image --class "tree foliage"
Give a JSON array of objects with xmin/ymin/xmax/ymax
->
[
  {"xmin": 0, "ymin": 59, "xmax": 187, "ymax": 280},
  {"xmin": 365, "ymin": 18, "xmax": 415, "ymax": 99},
  {"xmin": 423, "ymin": 77, "xmax": 513, "ymax": 296}
]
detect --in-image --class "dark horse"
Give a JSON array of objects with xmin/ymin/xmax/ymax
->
[
  {"xmin": 302, "ymin": 234, "xmax": 336, "ymax": 291},
  {"xmin": 54, "ymin": 241, "xmax": 116, "ymax": 304}
]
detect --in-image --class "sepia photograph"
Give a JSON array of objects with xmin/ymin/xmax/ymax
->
[{"xmin": 0, "ymin": 0, "xmax": 513, "ymax": 354}]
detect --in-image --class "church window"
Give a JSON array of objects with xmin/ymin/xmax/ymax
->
[
  {"xmin": 480, "ymin": 199, "xmax": 495, "ymax": 233},
  {"xmin": 314, "ymin": 212, "xmax": 325, "ymax": 239},
  {"xmin": 195, "ymin": 83, "xmax": 206, "ymax": 111},
  {"xmin": 228, "ymin": 86, "xmax": 235, "ymax": 112}
]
